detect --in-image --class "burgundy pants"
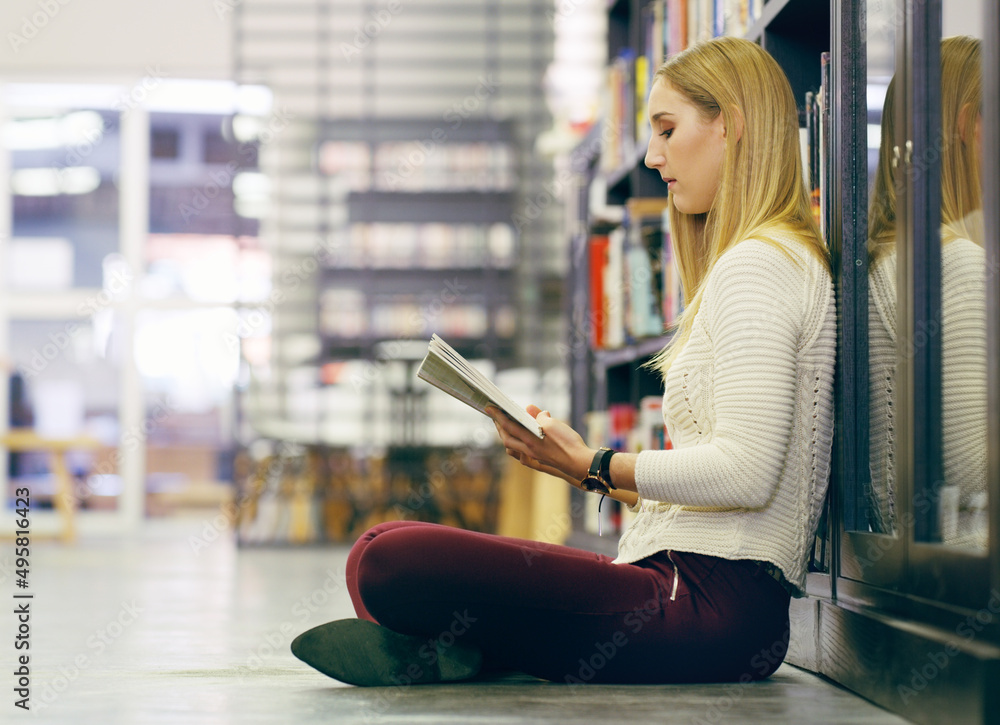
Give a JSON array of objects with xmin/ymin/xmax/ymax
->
[{"xmin": 346, "ymin": 521, "xmax": 791, "ymax": 684}]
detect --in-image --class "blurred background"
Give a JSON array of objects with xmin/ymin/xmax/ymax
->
[{"xmin": 0, "ymin": 0, "xmax": 607, "ymax": 543}]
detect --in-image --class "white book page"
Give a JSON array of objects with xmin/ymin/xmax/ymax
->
[{"xmin": 417, "ymin": 334, "xmax": 544, "ymax": 438}]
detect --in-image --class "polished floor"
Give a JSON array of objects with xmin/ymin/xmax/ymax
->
[{"xmin": 6, "ymin": 516, "xmax": 912, "ymax": 724}]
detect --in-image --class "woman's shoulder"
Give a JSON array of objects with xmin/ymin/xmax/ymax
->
[
  {"xmin": 700, "ymin": 233, "xmax": 833, "ymax": 335},
  {"xmin": 711, "ymin": 233, "xmax": 829, "ymax": 289},
  {"xmin": 942, "ymin": 236, "xmax": 985, "ymax": 265}
]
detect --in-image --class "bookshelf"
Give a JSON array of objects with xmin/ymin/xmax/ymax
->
[
  {"xmin": 565, "ymin": 1, "xmax": 1000, "ymax": 722},
  {"xmin": 234, "ymin": 117, "xmax": 522, "ymax": 546},
  {"xmin": 231, "ymin": 0, "xmax": 561, "ymax": 546},
  {"xmin": 316, "ymin": 118, "xmax": 520, "ymax": 365},
  {"xmin": 567, "ymin": 0, "xmax": 831, "ymax": 552}
]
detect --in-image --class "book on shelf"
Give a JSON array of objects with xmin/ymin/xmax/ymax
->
[
  {"xmin": 603, "ymin": 0, "xmax": 767, "ymax": 176},
  {"xmin": 601, "ymin": 49, "xmax": 638, "ymax": 174},
  {"xmin": 320, "ymin": 291, "xmax": 498, "ymax": 340},
  {"xmin": 661, "ymin": 206, "xmax": 683, "ymax": 327},
  {"xmin": 588, "ymin": 233, "xmax": 610, "ymax": 349},
  {"xmin": 581, "ymin": 395, "xmax": 672, "ymax": 537},
  {"xmin": 417, "ymin": 334, "xmax": 543, "ymax": 439},
  {"xmin": 587, "ymin": 198, "xmax": 681, "ymax": 350},
  {"xmin": 334, "ymin": 222, "xmax": 516, "ymax": 270},
  {"xmin": 819, "ymin": 51, "xmax": 832, "ymax": 243},
  {"xmin": 604, "ymin": 226, "xmax": 627, "ymax": 348},
  {"xmin": 316, "ymin": 140, "xmax": 515, "ymax": 192},
  {"xmin": 802, "ymin": 51, "xmax": 832, "ymax": 243},
  {"xmin": 665, "ymin": 0, "xmax": 687, "ymax": 56}
]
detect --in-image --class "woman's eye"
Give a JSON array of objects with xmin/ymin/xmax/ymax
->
[{"xmin": 659, "ymin": 128, "xmax": 673, "ymax": 138}]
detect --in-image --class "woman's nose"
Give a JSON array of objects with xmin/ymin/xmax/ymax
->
[{"xmin": 645, "ymin": 137, "xmax": 662, "ymax": 169}]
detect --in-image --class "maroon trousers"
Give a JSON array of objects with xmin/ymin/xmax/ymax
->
[{"xmin": 346, "ymin": 520, "xmax": 791, "ymax": 684}]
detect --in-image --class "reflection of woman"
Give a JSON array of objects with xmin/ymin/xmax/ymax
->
[
  {"xmin": 868, "ymin": 36, "xmax": 987, "ymax": 548},
  {"xmin": 291, "ymin": 37, "xmax": 836, "ymax": 688}
]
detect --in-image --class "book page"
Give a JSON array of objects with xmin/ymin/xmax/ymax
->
[{"xmin": 417, "ymin": 335, "xmax": 544, "ymax": 438}]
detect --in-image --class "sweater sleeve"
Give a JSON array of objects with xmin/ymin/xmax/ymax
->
[
  {"xmin": 634, "ymin": 241, "xmax": 812, "ymax": 509},
  {"xmin": 939, "ymin": 240, "xmax": 987, "ymax": 522}
]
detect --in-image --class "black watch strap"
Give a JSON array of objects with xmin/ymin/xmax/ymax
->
[
  {"xmin": 588, "ymin": 447, "xmax": 617, "ymax": 491},
  {"xmin": 598, "ymin": 447, "xmax": 616, "ymax": 489}
]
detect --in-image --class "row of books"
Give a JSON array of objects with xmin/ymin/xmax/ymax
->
[
  {"xmin": 588, "ymin": 198, "xmax": 681, "ymax": 350},
  {"xmin": 319, "ymin": 290, "xmax": 517, "ymax": 340},
  {"xmin": 317, "ymin": 140, "xmax": 516, "ymax": 192},
  {"xmin": 323, "ymin": 223, "xmax": 517, "ymax": 270},
  {"xmin": 601, "ymin": 0, "xmax": 765, "ymax": 174},
  {"xmin": 582, "ymin": 396, "xmax": 672, "ymax": 537}
]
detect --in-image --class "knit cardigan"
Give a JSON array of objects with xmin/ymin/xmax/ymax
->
[
  {"xmin": 868, "ymin": 238, "xmax": 987, "ymax": 548},
  {"xmin": 613, "ymin": 236, "xmax": 837, "ymax": 597}
]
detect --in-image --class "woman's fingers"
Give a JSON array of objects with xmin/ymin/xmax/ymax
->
[{"xmin": 488, "ymin": 405, "xmax": 580, "ymax": 484}]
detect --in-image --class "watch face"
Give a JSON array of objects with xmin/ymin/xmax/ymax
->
[{"xmin": 581, "ymin": 476, "xmax": 609, "ymax": 494}]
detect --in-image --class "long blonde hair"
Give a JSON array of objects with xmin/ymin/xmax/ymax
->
[
  {"xmin": 940, "ymin": 35, "xmax": 982, "ymax": 245},
  {"xmin": 867, "ymin": 73, "xmax": 898, "ymax": 263},
  {"xmin": 648, "ymin": 37, "xmax": 828, "ymax": 377},
  {"xmin": 869, "ymin": 35, "xmax": 983, "ymax": 263}
]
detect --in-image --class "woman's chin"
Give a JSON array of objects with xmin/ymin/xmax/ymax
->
[{"xmin": 671, "ymin": 197, "xmax": 707, "ymax": 215}]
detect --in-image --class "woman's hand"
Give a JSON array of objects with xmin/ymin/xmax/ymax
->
[{"xmin": 486, "ymin": 405, "xmax": 593, "ymax": 487}]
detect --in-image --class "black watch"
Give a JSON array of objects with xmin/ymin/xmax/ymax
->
[{"xmin": 580, "ymin": 447, "xmax": 617, "ymax": 494}]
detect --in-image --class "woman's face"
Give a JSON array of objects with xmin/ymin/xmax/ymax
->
[{"xmin": 644, "ymin": 80, "xmax": 728, "ymax": 215}]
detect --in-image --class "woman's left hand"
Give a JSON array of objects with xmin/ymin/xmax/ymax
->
[{"xmin": 486, "ymin": 405, "xmax": 593, "ymax": 486}]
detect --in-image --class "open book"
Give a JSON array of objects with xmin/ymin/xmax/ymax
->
[{"xmin": 416, "ymin": 334, "xmax": 544, "ymax": 439}]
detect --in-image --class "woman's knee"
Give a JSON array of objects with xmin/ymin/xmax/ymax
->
[{"xmin": 352, "ymin": 522, "xmax": 438, "ymax": 604}]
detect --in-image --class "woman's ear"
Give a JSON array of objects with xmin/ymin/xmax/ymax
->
[
  {"xmin": 957, "ymin": 102, "xmax": 972, "ymax": 144},
  {"xmin": 726, "ymin": 104, "xmax": 744, "ymax": 142}
]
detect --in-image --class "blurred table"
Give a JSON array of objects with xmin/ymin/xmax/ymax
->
[{"xmin": 2, "ymin": 429, "xmax": 103, "ymax": 543}]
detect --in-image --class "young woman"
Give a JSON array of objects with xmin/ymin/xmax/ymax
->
[{"xmin": 291, "ymin": 35, "xmax": 836, "ymax": 686}]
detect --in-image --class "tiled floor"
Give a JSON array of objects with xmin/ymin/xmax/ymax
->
[{"xmin": 4, "ymin": 515, "xmax": 912, "ymax": 724}]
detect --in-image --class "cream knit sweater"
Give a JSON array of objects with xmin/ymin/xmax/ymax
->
[
  {"xmin": 614, "ymin": 236, "xmax": 837, "ymax": 596},
  {"xmin": 868, "ymin": 238, "xmax": 987, "ymax": 549}
]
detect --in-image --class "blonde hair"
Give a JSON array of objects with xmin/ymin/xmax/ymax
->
[
  {"xmin": 648, "ymin": 36, "xmax": 828, "ymax": 377},
  {"xmin": 869, "ymin": 35, "xmax": 983, "ymax": 263},
  {"xmin": 867, "ymin": 72, "xmax": 898, "ymax": 263},
  {"xmin": 940, "ymin": 35, "xmax": 982, "ymax": 245}
]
